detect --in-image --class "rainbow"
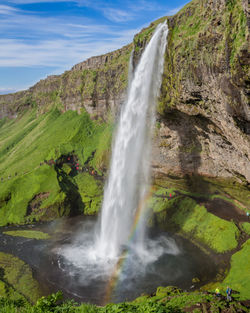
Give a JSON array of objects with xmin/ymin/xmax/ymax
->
[{"xmin": 103, "ymin": 186, "xmax": 156, "ymax": 304}]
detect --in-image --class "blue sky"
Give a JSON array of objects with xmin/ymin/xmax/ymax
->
[{"xmin": 0, "ymin": 0, "xmax": 188, "ymax": 94}]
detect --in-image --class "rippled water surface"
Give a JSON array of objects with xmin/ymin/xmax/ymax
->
[{"xmin": 0, "ymin": 216, "xmax": 217, "ymax": 304}]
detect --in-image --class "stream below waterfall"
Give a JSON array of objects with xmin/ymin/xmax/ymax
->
[{"xmin": 0, "ymin": 216, "xmax": 217, "ymax": 305}]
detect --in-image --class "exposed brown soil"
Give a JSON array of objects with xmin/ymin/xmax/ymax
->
[
  {"xmin": 198, "ymin": 198, "xmax": 249, "ymax": 223},
  {"xmin": 26, "ymin": 192, "xmax": 50, "ymax": 216}
]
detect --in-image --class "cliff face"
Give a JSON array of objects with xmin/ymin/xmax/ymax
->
[
  {"xmin": 126, "ymin": 0, "xmax": 250, "ymax": 186},
  {"xmin": 0, "ymin": 44, "xmax": 132, "ymax": 120},
  {"xmin": 0, "ymin": 0, "xmax": 249, "ymax": 186},
  {"xmin": 153, "ymin": 0, "xmax": 250, "ymax": 183}
]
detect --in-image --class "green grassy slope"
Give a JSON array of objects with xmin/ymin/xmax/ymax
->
[
  {"xmin": 0, "ymin": 108, "xmax": 112, "ymax": 226},
  {"xmin": 202, "ymin": 239, "xmax": 250, "ymax": 300},
  {"xmin": 222, "ymin": 239, "xmax": 250, "ymax": 300}
]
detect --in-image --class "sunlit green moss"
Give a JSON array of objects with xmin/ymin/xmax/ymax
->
[
  {"xmin": 241, "ymin": 222, "xmax": 250, "ymax": 235},
  {"xmin": 0, "ymin": 108, "xmax": 111, "ymax": 226},
  {"xmin": 0, "ymin": 166, "xmax": 61, "ymax": 226},
  {"xmin": 151, "ymin": 191, "xmax": 239, "ymax": 252},
  {"xmin": 0, "ymin": 252, "xmax": 41, "ymax": 303},
  {"xmin": 74, "ymin": 172, "xmax": 103, "ymax": 215},
  {"xmin": 204, "ymin": 239, "xmax": 250, "ymax": 300},
  {"xmin": 221, "ymin": 239, "xmax": 250, "ymax": 300},
  {"xmin": 3, "ymin": 230, "xmax": 50, "ymax": 240}
]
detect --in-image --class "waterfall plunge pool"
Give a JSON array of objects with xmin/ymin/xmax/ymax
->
[{"xmin": 0, "ymin": 216, "xmax": 217, "ymax": 305}]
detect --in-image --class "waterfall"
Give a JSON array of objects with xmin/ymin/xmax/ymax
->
[
  {"xmin": 96, "ymin": 22, "xmax": 169, "ymax": 259},
  {"xmin": 127, "ymin": 48, "xmax": 134, "ymax": 92},
  {"xmin": 56, "ymin": 22, "xmax": 181, "ymax": 298}
]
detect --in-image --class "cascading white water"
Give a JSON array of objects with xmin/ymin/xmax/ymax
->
[
  {"xmin": 96, "ymin": 22, "xmax": 169, "ymax": 259},
  {"xmin": 57, "ymin": 23, "xmax": 181, "ymax": 297}
]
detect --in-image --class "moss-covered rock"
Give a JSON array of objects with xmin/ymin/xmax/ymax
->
[
  {"xmin": 150, "ymin": 189, "xmax": 239, "ymax": 253},
  {"xmin": 241, "ymin": 222, "xmax": 250, "ymax": 235},
  {"xmin": 74, "ymin": 172, "xmax": 103, "ymax": 215},
  {"xmin": 3, "ymin": 230, "xmax": 50, "ymax": 240},
  {"xmin": 160, "ymin": 0, "xmax": 248, "ymax": 111},
  {"xmin": 155, "ymin": 286, "xmax": 182, "ymax": 298},
  {"xmin": 0, "ymin": 252, "xmax": 42, "ymax": 303}
]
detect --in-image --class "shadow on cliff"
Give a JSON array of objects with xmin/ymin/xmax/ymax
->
[
  {"xmin": 163, "ymin": 109, "xmax": 213, "ymax": 195},
  {"xmin": 155, "ymin": 110, "xmax": 220, "ymax": 253},
  {"xmin": 55, "ymin": 164, "xmax": 84, "ymax": 216}
]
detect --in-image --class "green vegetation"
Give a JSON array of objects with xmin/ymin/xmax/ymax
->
[
  {"xmin": 241, "ymin": 222, "xmax": 250, "ymax": 235},
  {"xmin": 222, "ymin": 239, "xmax": 250, "ymax": 299},
  {"xmin": 3, "ymin": 230, "xmax": 50, "ymax": 240},
  {"xmin": 148, "ymin": 179, "xmax": 249, "ymax": 298},
  {"xmin": 158, "ymin": 0, "xmax": 248, "ymax": 113},
  {"xmin": 79, "ymin": 45, "xmax": 132, "ymax": 109},
  {"xmin": 203, "ymin": 239, "xmax": 250, "ymax": 300},
  {"xmin": 0, "ymin": 252, "xmax": 41, "ymax": 303},
  {"xmin": 74, "ymin": 173, "xmax": 103, "ymax": 215},
  {"xmin": 0, "ymin": 108, "xmax": 112, "ymax": 226},
  {"xmin": 89, "ymin": 122, "xmax": 114, "ymax": 172},
  {"xmin": 149, "ymin": 287, "xmax": 221, "ymax": 311},
  {"xmin": 133, "ymin": 16, "xmax": 167, "ymax": 52},
  {"xmin": 0, "ymin": 166, "xmax": 61, "ymax": 225},
  {"xmin": 150, "ymin": 188, "xmax": 239, "ymax": 253},
  {"xmin": 224, "ymin": 0, "xmax": 248, "ymax": 69},
  {"xmin": 0, "ymin": 1, "xmax": 249, "ymax": 310},
  {"xmin": 155, "ymin": 174, "xmax": 250, "ymax": 211},
  {"xmin": 210, "ymin": 178, "xmax": 250, "ymax": 210},
  {"xmin": 0, "ymin": 286, "xmax": 249, "ymax": 313}
]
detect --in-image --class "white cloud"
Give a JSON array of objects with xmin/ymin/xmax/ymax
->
[
  {"xmin": 128, "ymin": 1, "xmax": 185, "ymax": 17},
  {"xmin": 128, "ymin": 0, "xmax": 164, "ymax": 12},
  {"xmin": 0, "ymin": 1, "xmax": 186, "ymax": 70},
  {"xmin": 166, "ymin": 6, "xmax": 185, "ymax": 16},
  {"xmin": 0, "ymin": 4, "xmax": 20, "ymax": 15},
  {"xmin": 0, "ymin": 3, "xmax": 140, "ymax": 69},
  {"xmin": 6, "ymin": 0, "xmax": 75, "ymax": 3},
  {"xmin": 0, "ymin": 26, "xmax": 139, "ymax": 68},
  {"xmin": 0, "ymin": 0, "xmax": 188, "ymax": 94},
  {"xmin": 0, "ymin": 87, "xmax": 19, "ymax": 94},
  {"xmin": 103, "ymin": 8, "xmax": 134, "ymax": 22}
]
